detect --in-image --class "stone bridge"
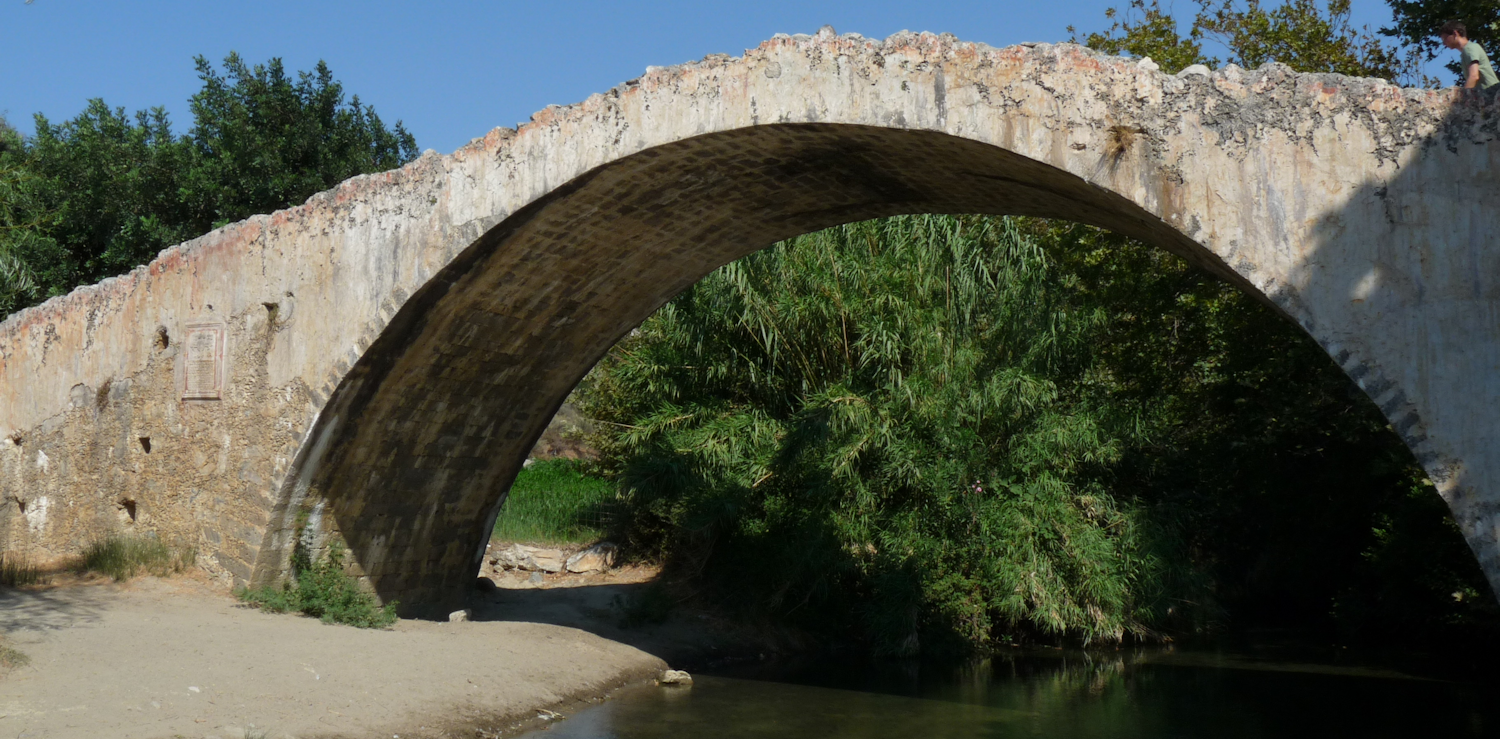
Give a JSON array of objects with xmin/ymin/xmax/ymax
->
[{"xmin": 3, "ymin": 28, "xmax": 1498, "ymax": 615}]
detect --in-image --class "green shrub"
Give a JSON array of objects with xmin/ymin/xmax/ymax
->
[
  {"xmin": 493, "ymin": 459, "xmax": 615, "ymax": 545},
  {"xmin": 0, "ymin": 552, "xmax": 45, "ymax": 587},
  {"xmin": 238, "ymin": 538, "xmax": 397, "ymax": 628},
  {"xmin": 80, "ymin": 534, "xmax": 194, "ymax": 581},
  {"xmin": 585, "ymin": 216, "xmax": 1177, "ymax": 652}
]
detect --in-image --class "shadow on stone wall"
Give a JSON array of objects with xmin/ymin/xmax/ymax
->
[{"xmin": 1286, "ymin": 86, "xmax": 1500, "ymax": 591}]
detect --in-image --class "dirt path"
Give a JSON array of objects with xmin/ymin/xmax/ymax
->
[{"xmin": 0, "ymin": 575, "xmax": 671, "ymax": 738}]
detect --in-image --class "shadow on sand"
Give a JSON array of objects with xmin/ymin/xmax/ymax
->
[
  {"xmin": 0, "ymin": 581, "xmax": 110, "ymax": 634},
  {"xmin": 469, "ymin": 577, "xmax": 767, "ymax": 668}
]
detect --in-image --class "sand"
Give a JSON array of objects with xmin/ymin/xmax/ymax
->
[{"xmin": 0, "ymin": 573, "xmax": 672, "ymax": 739}]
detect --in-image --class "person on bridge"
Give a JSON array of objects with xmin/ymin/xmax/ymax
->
[{"xmin": 1440, "ymin": 21, "xmax": 1499, "ymax": 91}]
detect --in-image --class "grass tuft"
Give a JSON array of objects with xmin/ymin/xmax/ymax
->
[
  {"xmin": 493, "ymin": 459, "xmax": 615, "ymax": 545},
  {"xmin": 0, "ymin": 552, "xmax": 45, "ymax": 587},
  {"xmin": 80, "ymin": 534, "xmax": 194, "ymax": 581},
  {"xmin": 0, "ymin": 637, "xmax": 28, "ymax": 670},
  {"xmin": 237, "ymin": 538, "xmax": 397, "ymax": 628}
]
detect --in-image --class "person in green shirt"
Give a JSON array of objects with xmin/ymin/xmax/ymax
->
[{"xmin": 1440, "ymin": 21, "xmax": 1499, "ymax": 90}]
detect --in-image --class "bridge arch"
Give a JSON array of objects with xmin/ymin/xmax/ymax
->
[
  {"xmin": 1, "ymin": 29, "xmax": 1495, "ymax": 615},
  {"xmin": 289, "ymin": 121, "xmax": 1236, "ymax": 611}
]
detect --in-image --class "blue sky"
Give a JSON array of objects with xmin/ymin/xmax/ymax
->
[{"xmin": 3, "ymin": 1, "xmax": 1435, "ymax": 155}]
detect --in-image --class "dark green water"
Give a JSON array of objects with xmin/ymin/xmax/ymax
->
[{"xmin": 516, "ymin": 648, "xmax": 1499, "ymax": 738}]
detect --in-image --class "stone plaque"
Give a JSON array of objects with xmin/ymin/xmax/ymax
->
[{"xmin": 182, "ymin": 323, "xmax": 225, "ymax": 400}]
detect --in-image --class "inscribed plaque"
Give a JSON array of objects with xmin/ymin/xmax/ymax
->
[{"xmin": 182, "ymin": 323, "xmax": 225, "ymax": 400}]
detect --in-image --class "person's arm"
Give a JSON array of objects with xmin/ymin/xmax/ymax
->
[{"xmin": 1466, "ymin": 61, "xmax": 1481, "ymax": 88}]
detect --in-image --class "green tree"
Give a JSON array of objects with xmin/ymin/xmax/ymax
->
[
  {"xmin": 181, "ymin": 53, "xmax": 418, "ymax": 231},
  {"xmin": 0, "ymin": 115, "xmax": 18, "ymax": 154},
  {"xmin": 1077, "ymin": 0, "xmax": 1420, "ymax": 82},
  {"xmin": 27, "ymin": 102, "xmax": 192, "ymax": 287},
  {"xmin": 586, "ymin": 216, "xmax": 1198, "ymax": 652},
  {"xmin": 0, "ymin": 116, "xmax": 58, "ymax": 314},
  {"xmin": 1071, "ymin": 0, "xmax": 1212, "ymax": 73}
]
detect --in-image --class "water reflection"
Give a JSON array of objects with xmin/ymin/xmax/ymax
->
[{"xmin": 518, "ymin": 649, "xmax": 1497, "ymax": 738}]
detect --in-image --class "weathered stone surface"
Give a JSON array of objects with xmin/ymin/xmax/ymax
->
[
  {"xmin": 491, "ymin": 544, "xmax": 567, "ymax": 573},
  {"xmin": 566, "ymin": 542, "xmax": 618, "ymax": 573},
  {"xmin": 1, "ymin": 30, "xmax": 1498, "ymax": 615},
  {"xmin": 658, "ymin": 669, "xmax": 693, "ymax": 686}
]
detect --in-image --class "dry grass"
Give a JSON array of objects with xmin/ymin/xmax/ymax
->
[
  {"xmin": 0, "ymin": 551, "xmax": 45, "ymax": 587},
  {"xmin": 79, "ymin": 534, "xmax": 195, "ymax": 581}
]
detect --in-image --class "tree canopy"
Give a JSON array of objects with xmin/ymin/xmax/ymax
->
[
  {"xmin": 585, "ymin": 217, "xmax": 1183, "ymax": 650},
  {"xmin": 182, "ymin": 53, "xmax": 418, "ymax": 230},
  {"xmin": 1076, "ymin": 0, "xmax": 1423, "ymax": 83}
]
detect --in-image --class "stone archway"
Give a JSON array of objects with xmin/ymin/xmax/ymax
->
[{"xmin": 1, "ymin": 29, "xmax": 1494, "ymax": 615}]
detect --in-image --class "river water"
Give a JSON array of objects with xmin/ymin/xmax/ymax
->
[{"xmin": 515, "ymin": 647, "xmax": 1498, "ymax": 738}]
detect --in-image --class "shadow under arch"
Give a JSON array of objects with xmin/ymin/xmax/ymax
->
[{"xmin": 265, "ymin": 121, "xmax": 1400, "ymax": 616}]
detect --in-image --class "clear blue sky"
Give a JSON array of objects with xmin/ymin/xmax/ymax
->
[{"xmin": 3, "ymin": 1, "xmax": 1431, "ymax": 155}]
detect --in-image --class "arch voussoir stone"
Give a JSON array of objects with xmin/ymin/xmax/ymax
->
[{"xmin": 2, "ymin": 28, "xmax": 1497, "ymax": 615}]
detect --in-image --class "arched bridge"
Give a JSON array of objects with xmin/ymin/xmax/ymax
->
[{"xmin": 3, "ymin": 29, "xmax": 1497, "ymax": 614}]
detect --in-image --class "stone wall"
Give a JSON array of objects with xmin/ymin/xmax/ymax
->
[{"xmin": 1, "ymin": 28, "xmax": 1496, "ymax": 614}]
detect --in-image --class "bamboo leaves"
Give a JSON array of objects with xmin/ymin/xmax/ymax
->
[{"xmin": 585, "ymin": 215, "xmax": 1165, "ymax": 650}]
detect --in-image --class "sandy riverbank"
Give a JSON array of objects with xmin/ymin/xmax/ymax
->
[{"xmin": 0, "ymin": 566, "xmax": 739, "ymax": 739}]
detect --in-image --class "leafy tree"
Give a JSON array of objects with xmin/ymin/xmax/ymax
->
[
  {"xmin": 586, "ymin": 216, "xmax": 1201, "ymax": 652},
  {"xmin": 27, "ymin": 102, "xmax": 192, "ymax": 287},
  {"xmin": 181, "ymin": 53, "xmax": 418, "ymax": 231},
  {"xmin": 1196, "ymin": 0, "xmax": 1413, "ymax": 79},
  {"xmin": 0, "ymin": 183, "xmax": 38, "ymax": 314},
  {"xmin": 1077, "ymin": 0, "xmax": 1421, "ymax": 83},
  {"xmin": 1071, "ymin": 0, "xmax": 1212, "ymax": 73},
  {"xmin": 0, "ymin": 115, "xmax": 18, "ymax": 154},
  {"xmin": 0, "ymin": 116, "xmax": 56, "ymax": 314},
  {"xmin": 1384, "ymin": 0, "xmax": 1500, "ymax": 80}
]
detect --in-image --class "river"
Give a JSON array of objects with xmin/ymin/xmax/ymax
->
[{"xmin": 515, "ymin": 646, "xmax": 1498, "ymax": 738}]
